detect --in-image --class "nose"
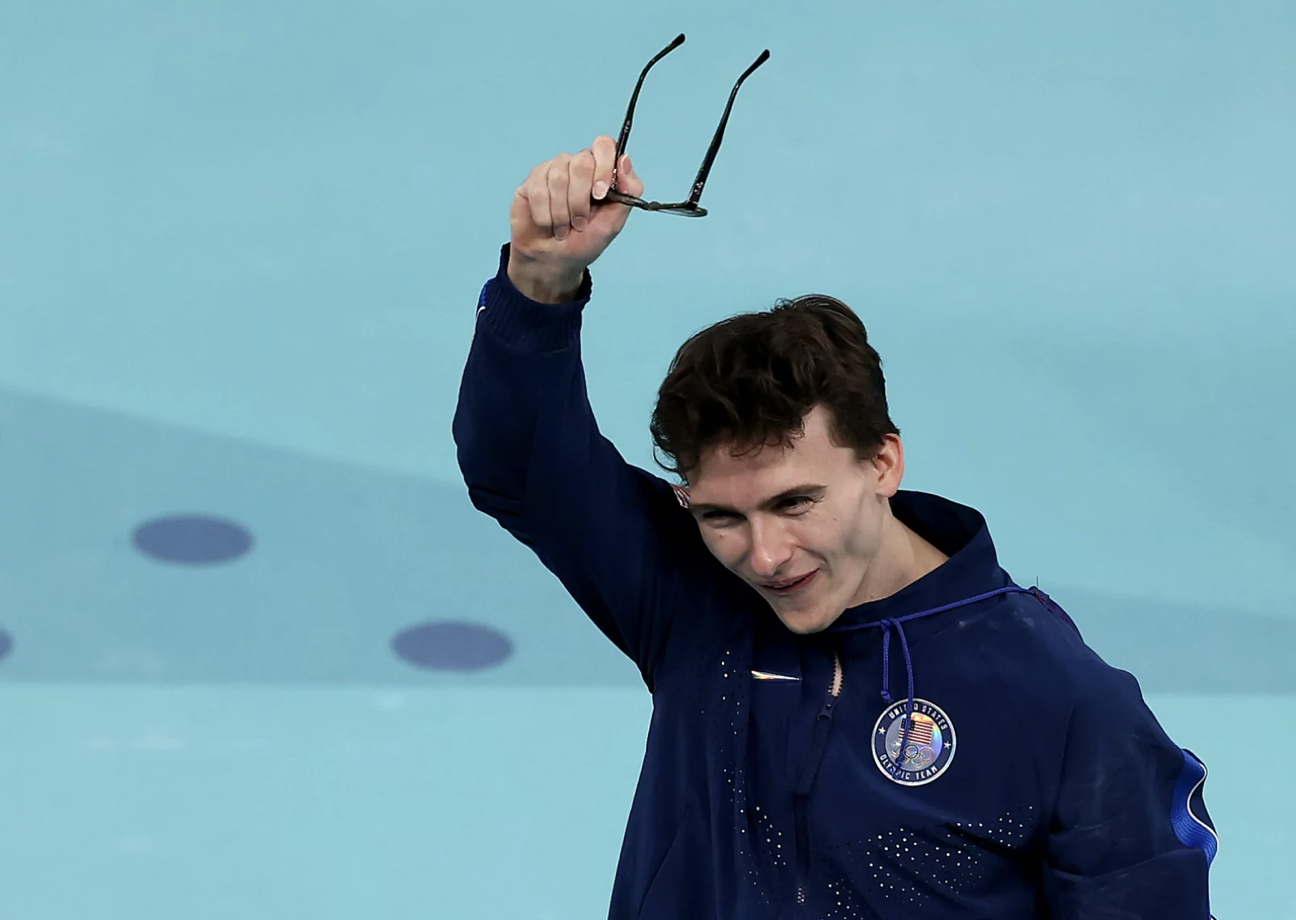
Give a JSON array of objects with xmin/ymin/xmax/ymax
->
[{"xmin": 747, "ymin": 516, "xmax": 794, "ymax": 580}]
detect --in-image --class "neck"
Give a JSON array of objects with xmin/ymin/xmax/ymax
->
[{"xmin": 849, "ymin": 508, "xmax": 950, "ymax": 606}]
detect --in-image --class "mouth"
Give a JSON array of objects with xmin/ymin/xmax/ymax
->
[{"xmin": 762, "ymin": 570, "xmax": 818, "ymax": 596}]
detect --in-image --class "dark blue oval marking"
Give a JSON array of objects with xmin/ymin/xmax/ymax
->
[
  {"xmin": 133, "ymin": 515, "xmax": 254, "ymax": 565},
  {"xmin": 391, "ymin": 622, "xmax": 513, "ymax": 672}
]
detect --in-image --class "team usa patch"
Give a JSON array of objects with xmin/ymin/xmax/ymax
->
[
  {"xmin": 872, "ymin": 698, "xmax": 957, "ymax": 786},
  {"xmin": 671, "ymin": 484, "xmax": 691, "ymax": 508}
]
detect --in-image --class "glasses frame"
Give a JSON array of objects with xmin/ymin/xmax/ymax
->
[{"xmin": 600, "ymin": 33, "xmax": 770, "ymax": 218}]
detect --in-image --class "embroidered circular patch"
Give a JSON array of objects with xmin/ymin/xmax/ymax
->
[{"xmin": 872, "ymin": 698, "xmax": 957, "ymax": 786}]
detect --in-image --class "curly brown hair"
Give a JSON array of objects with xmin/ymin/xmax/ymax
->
[{"xmin": 650, "ymin": 294, "xmax": 900, "ymax": 480}]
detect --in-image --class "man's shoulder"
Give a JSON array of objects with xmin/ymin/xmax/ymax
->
[
  {"xmin": 952, "ymin": 589, "xmax": 1117, "ymax": 687},
  {"xmin": 995, "ymin": 589, "xmax": 1147, "ymax": 709}
]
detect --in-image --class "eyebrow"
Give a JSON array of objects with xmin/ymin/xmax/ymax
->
[{"xmin": 688, "ymin": 484, "xmax": 826, "ymax": 517}]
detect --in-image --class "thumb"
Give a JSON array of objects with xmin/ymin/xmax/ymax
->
[{"xmin": 618, "ymin": 153, "xmax": 644, "ymax": 199}]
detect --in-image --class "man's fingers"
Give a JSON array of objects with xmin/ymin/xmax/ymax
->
[
  {"xmin": 521, "ymin": 162, "xmax": 553, "ymax": 236},
  {"xmin": 568, "ymin": 148, "xmax": 595, "ymax": 232},
  {"xmin": 513, "ymin": 140, "xmax": 641, "ymax": 249},
  {"xmin": 547, "ymin": 154, "xmax": 572, "ymax": 240}
]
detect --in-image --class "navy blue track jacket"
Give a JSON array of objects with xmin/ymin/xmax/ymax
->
[{"xmin": 453, "ymin": 243, "xmax": 1220, "ymax": 920}]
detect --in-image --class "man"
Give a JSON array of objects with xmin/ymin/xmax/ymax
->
[{"xmin": 453, "ymin": 134, "xmax": 1219, "ymax": 919}]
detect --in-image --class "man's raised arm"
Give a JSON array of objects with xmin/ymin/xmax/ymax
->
[{"xmin": 452, "ymin": 136, "xmax": 727, "ymax": 686}]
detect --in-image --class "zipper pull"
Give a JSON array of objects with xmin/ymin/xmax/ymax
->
[{"xmin": 816, "ymin": 651, "xmax": 844, "ymax": 720}]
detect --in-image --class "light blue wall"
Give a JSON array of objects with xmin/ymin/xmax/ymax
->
[{"xmin": 1, "ymin": 1, "xmax": 1291, "ymax": 916}]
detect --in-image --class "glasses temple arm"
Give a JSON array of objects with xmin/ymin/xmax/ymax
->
[
  {"xmin": 684, "ymin": 49, "xmax": 770, "ymax": 206},
  {"xmin": 611, "ymin": 33, "xmax": 687, "ymax": 191}
]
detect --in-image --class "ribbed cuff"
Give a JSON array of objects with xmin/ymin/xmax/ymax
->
[{"xmin": 477, "ymin": 243, "xmax": 592, "ymax": 352}]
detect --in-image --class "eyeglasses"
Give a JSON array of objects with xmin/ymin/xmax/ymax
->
[{"xmin": 601, "ymin": 33, "xmax": 770, "ymax": 218}]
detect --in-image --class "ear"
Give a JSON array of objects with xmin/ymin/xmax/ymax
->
[{"xmin": 871, "ymin": 434, "xmax": 905, "ymax": 497}]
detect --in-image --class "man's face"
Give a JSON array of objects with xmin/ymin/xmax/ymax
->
[{"xmin": 685, "ymin": 406, "xmax": 904, "ymax": 635}]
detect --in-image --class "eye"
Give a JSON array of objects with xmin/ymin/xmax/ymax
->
[
  {"xmin": 701, "ymin": 511, "xmax": 740, "ymax": 527},
  {"xmin": 779, "ymin": 496, "xmax": 813, "ymax": 513}
]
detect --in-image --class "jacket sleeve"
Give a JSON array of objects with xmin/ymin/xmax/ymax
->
[
  {"xmin": 452, "ymin": 244, "xmax": 731, "ymax": 688},
  {"xmin": 1043, "ymin": 665, "xmax": 1219, "ymax": 919}
]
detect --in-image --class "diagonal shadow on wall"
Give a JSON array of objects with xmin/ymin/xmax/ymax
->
[{"xmin": 0, "ymin": 387, "xmax": 1290, "ymax": 692}]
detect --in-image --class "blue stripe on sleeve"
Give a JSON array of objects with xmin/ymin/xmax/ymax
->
[{"xmin": 1171, "ymin": 748, "xmax": 1219, "ymax": 866}]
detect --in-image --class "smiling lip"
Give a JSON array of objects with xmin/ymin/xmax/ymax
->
[{"xmin": 764, "ymin": 570, "xmax": 818, "ymax": 595}]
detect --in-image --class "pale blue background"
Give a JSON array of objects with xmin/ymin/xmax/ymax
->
[{"xmin": 1, "ymin": 0, "xmax": 1293, "ymax": 917}]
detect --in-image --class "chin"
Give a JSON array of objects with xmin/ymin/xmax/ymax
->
[{"xmin": 773, "ymin": 606, "xmax": 833, "ymax": 636}]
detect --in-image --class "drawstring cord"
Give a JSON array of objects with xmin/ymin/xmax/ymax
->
[
  {"xmin": 879, "ymin": 617, "xmax": 917, "ymax": 761},
  {"xmin": 832, "ymin": 586, "xmax": 1030, "ymax": 768}
]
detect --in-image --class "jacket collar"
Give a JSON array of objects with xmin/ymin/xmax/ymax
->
[{"xmin": 827, "ymin": 491, "xmax": 1013, "ymax": 652}]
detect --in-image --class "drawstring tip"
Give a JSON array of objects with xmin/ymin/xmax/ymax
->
[{"xmin": 880, "ymin": 690, "xmax": 893, "ymax": 704}]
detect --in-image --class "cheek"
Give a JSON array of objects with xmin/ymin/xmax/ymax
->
[
  {"xmin": 844, "ymin": 502, "xmax": 883, "ymax": 555},
  {"xmin": 824, "ymin": 496, "xmax": 878, "ymax": 557},
  {"xmin": 700, "ymin": 528, "xmax": 740, "ymax": 567}
]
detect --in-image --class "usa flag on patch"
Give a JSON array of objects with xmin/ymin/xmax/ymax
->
[
  {"xmin": 671, "ymin": 484, "xmax": 691, "ymax": 508},
  {"xmin": 904, "ymin": 718, "xmax": 935, "ymax": 746}
]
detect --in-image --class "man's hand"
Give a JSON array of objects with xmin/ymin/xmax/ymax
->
[{"xmin": 507, "ymin": 134, "xmax": 645, "ymax": 303}]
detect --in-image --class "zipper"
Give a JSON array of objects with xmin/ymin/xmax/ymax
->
[{"xmin": 793, "ymin": 649, "xmax": 843, "ymax": 909}]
